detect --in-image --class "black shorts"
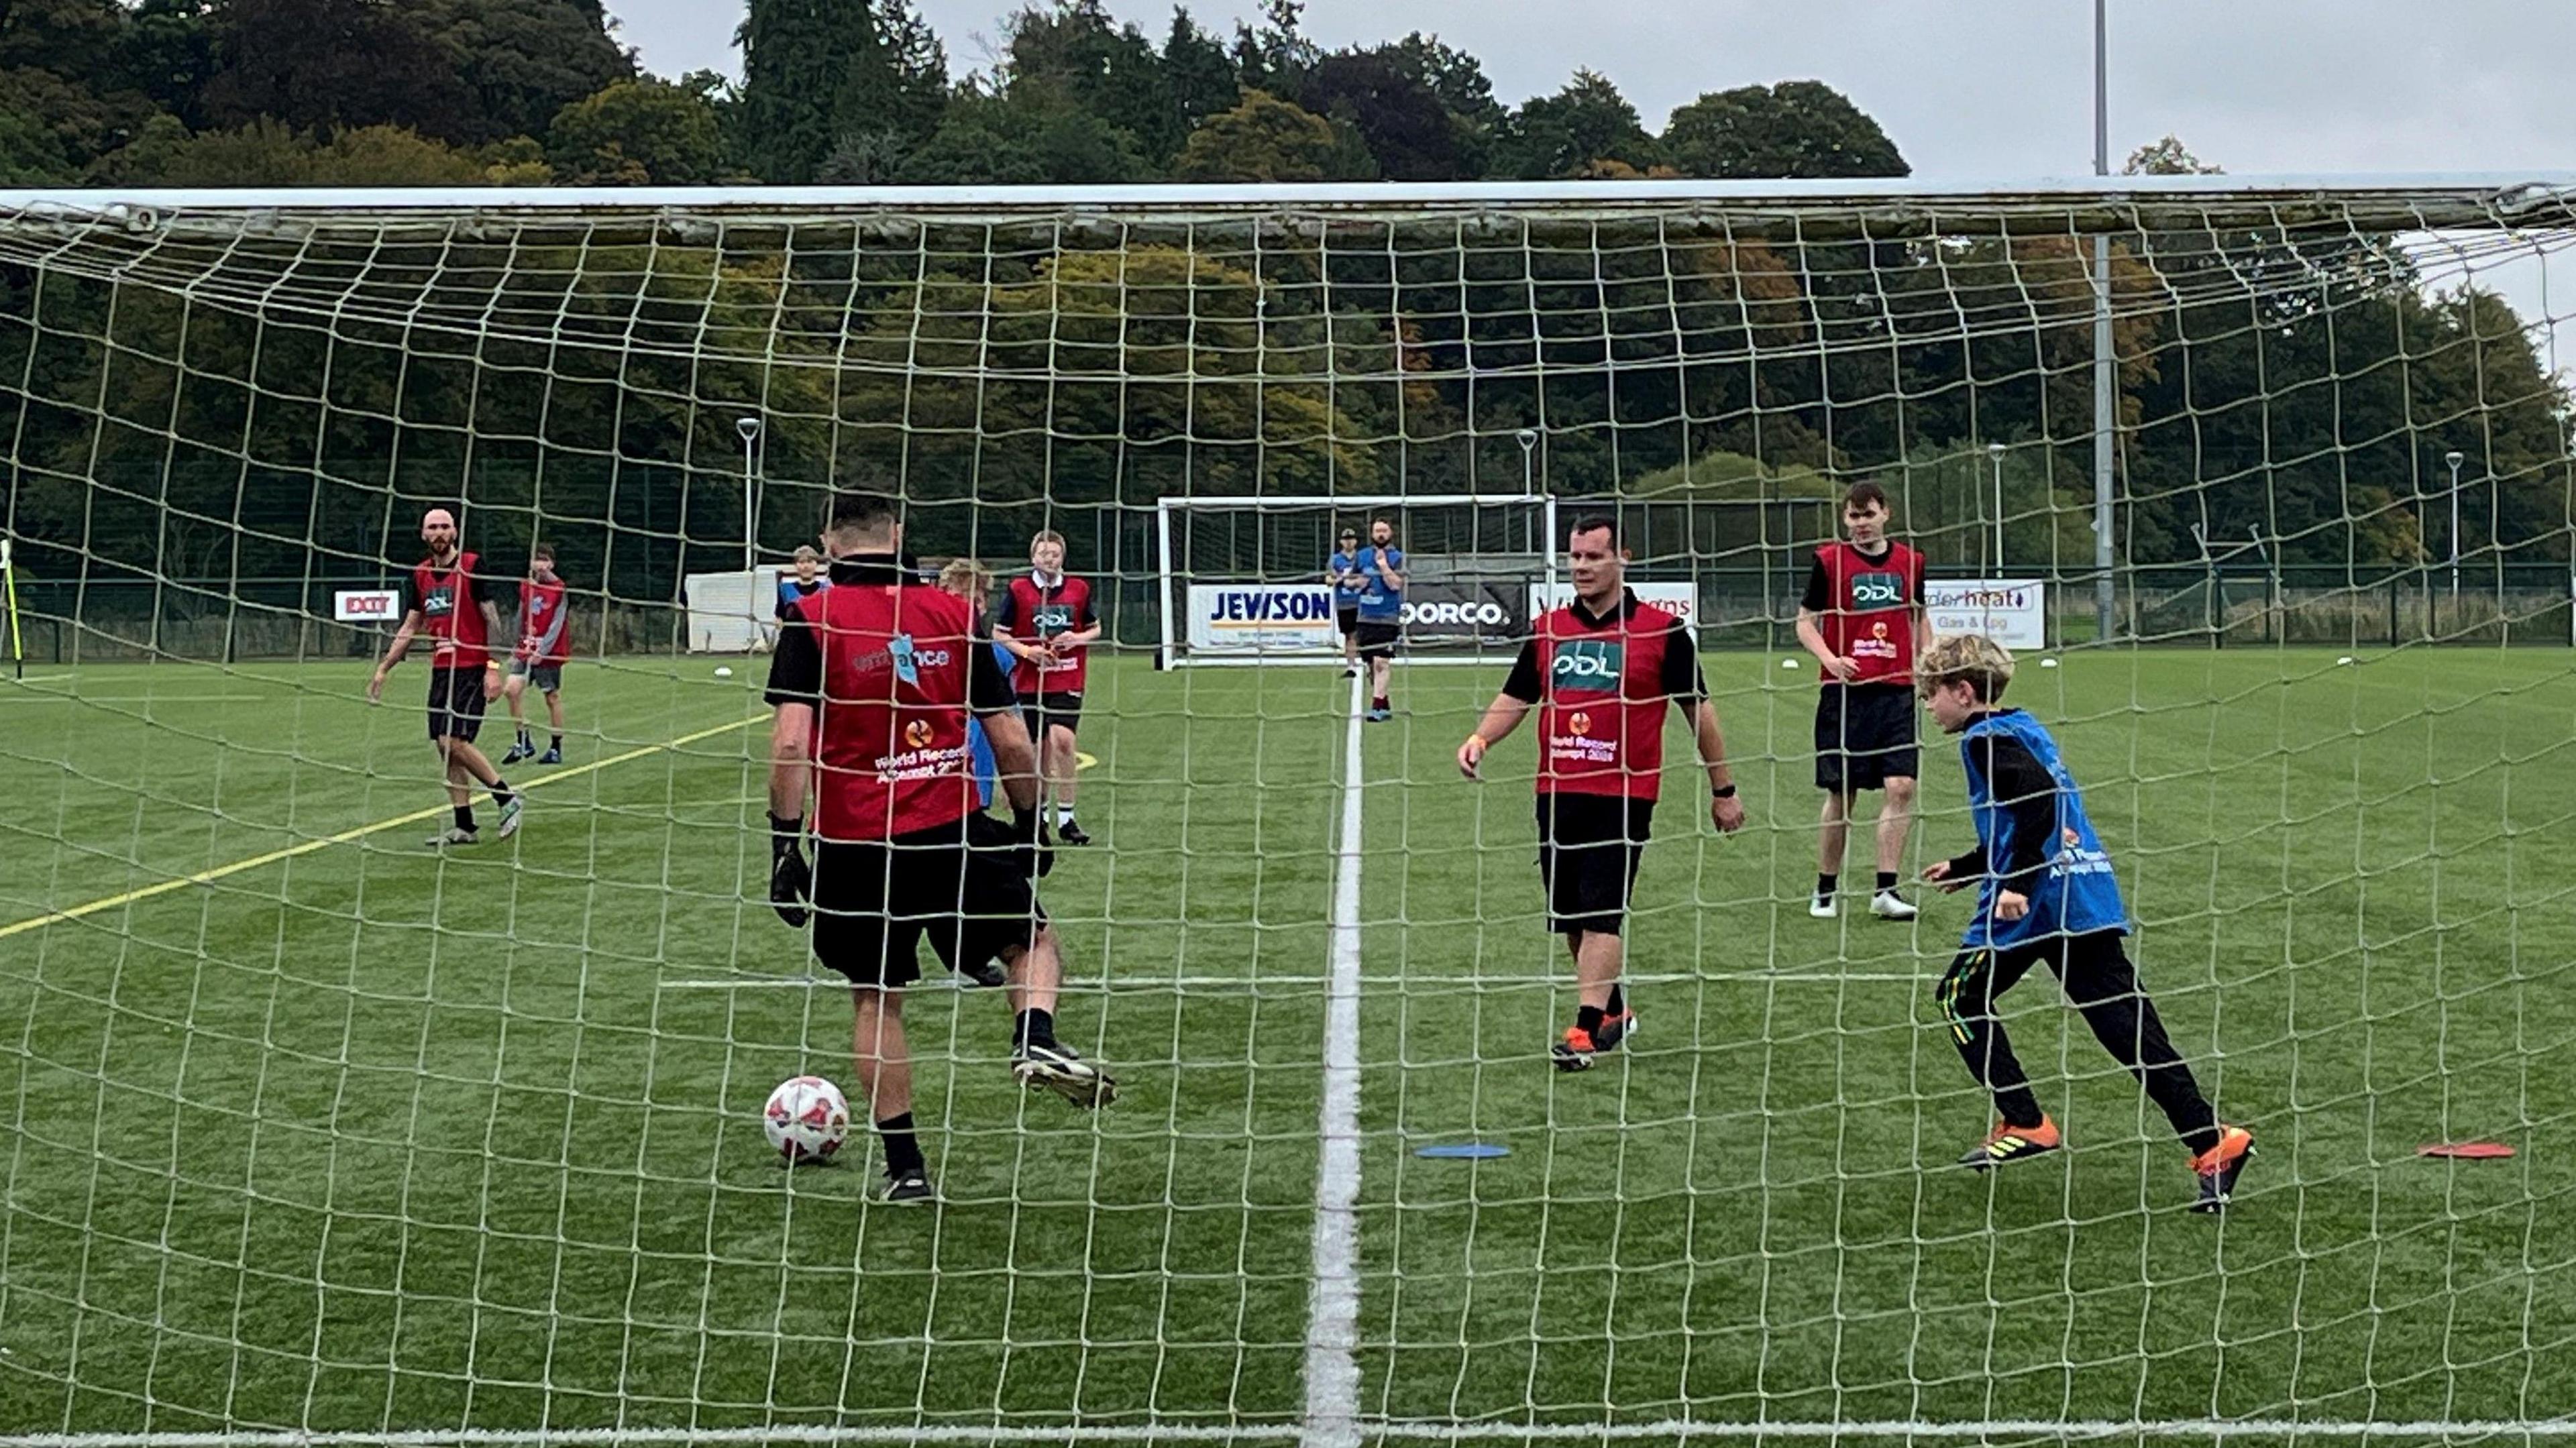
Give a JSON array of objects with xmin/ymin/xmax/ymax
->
[
  {"xmin": 809, "ymin": 814, "xmax": 1048, "ymax": 989},
  {"xmin": 427, "ymin": 665, "xmax": 489, "ymax": 742},
  {"xmin": 1815, "ymin": 682, "xmax": 1919, "ymax": 792},
  {"xmin": 1336, "ymin": 606, "xmax": 1360, "ymax": 637},
  {"xmin": 1353, "ymin": 622, "xmax": 1401, "ymax": 660},
  {"xmin": 1017, "ymin": 691, "xmax": 1082, "ymax": 738},
  {"xmin": 1536, "ymin": 793, "xmax": 1654, "ymax": 936},
  {"xmin": 508, "ymin": 658, "xmax": 563, "ymax": 693}
]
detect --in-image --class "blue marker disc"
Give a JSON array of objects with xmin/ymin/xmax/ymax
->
[{"xmin": 1414, "ymin": 1142, "xmax": 1511, "ymax": 1160}]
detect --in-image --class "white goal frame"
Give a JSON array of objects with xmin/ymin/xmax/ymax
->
[{"xmin": 1155, "ymin": 492, "xmax": 1560, "ymax": 669}]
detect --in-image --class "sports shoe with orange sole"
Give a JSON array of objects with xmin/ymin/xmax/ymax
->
[
  {"xmin": 1957, "ymin": 1115, "xmax": 2062, "ymax": 1170},
  {"xmin": 2190, "ymin": 1125, "xmax": 2255, "ymax": 1214},
  {"xmin": 1550, "ymin": 1007, "xmax": 1637, "ymax": 1072}
]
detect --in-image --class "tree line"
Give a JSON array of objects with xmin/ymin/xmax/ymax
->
[{"xmin": 1, "ymin": 0, "xmax": 2567, "ymax": 598}]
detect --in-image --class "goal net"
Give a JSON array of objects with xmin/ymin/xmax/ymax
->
[{"xmin": 3, "ymin": 178, "xmax": 2573, "ymax": 1446}]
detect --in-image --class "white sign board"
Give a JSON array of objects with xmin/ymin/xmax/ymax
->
[
  {"xmin": 683, "ymin": 567, "xmax": 782, "ymax": 653},
  {"xmin": 1186, "ymin": 583, "xmax": 1340, "ymax": 656},
  {"xmin": 1529, "ymin": 581, "xmax": 1699, "ymax": 636},
  {"xmin": 333, "ymin": 588, "xmax": 402, "ymax": 623},
  {"xmin": 1925, "ymin": 578, "xmax": 2047, "ymax": 651}
]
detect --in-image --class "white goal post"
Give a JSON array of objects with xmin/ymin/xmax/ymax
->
[{"xmin": 1156, "ymin": 492, "xmax": 1560, "ymax": 669}]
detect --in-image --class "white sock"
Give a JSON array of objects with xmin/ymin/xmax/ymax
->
[{"xmin": 1057, "ymin": 805, "xmax": 1075, "ymax": 826}]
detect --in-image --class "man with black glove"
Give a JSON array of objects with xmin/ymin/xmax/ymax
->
[{"xmin": 766, "ymin": 492, "xmax": 1116, "ymax": 1206}]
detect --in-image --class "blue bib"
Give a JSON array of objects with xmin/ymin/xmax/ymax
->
[
  {"xmin": 1330, "ymin": 551, "xmax": 1367, "ymax": 602},
  {"xmin": 1959, "ymin": 710, "xmax": 2128, "ymax": 949}
]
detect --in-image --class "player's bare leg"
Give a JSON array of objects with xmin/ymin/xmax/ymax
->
[
  {"xmin": 1813, "ymin": 791, "xmax": 1852, "ymax": 916},
  {"xmin": 1366, "ymin": 654, "xmax": 1393, "ymax": 721},
  {"xmin": 502, "ymin": 674, "xmax": 544, "ymax": 764},
  {"xmin": 1048, "ymin": 724, "xmax": 1089, "ymax": 844},
  {"xmin": 1342, "ymin": 630, "xmax": 1358, "ymax": 676},
  {"xmin": 540, "ymin": 688, "xmax": 565, "ymax": 762},
  {"xmin": 445, "ymin": 738, "xmax": 522, "ymax": 838},
  {"xmin": 1870, "ymin": 776, "xmax": 1920, "ymax": 920},
  {"xmin": 850, "ymin": 985, "xmax": 931, "ymax": 1201},
  {"xmin": 1553, "ymin": 930, "xmax": 1634, "ymax": 1071},
  {"xmin": 1004, "ymin": 927, "xmax": 1115, "ymax": 1108}
]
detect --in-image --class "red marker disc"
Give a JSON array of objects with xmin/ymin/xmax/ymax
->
[{"xmin": 2417, "ymin": 1141, "xmax": 2516, "ymax": 1160}]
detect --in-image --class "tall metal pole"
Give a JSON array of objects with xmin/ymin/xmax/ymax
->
[
  {"xmin": 1988, "ymin": 443, "xmax": 2006, "ymax": 573},
  {"xmin": 2090, "ymin": 0, "xmax": 2117, "ymax": 643},
  {"xmin": 2446, "ymin": 449, "xmax": 2465, "ymax": 599},
  {"xmin": 737, "ymin": 416, "xmax": 761, "ymax": 576}
]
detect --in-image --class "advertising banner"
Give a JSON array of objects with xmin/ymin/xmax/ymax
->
[
  {"xmin": 1924, "ymin": 578, "xmax": 2047, "ymax": 651},
  {"xmin": 1529, "ymin": 580, "xmax": 1699, "ymax": 636},
  {"xmin": 1186, "ymin": 583, "xmax": 1340, "ymax": 655},
  {"xmin": 333, "ymin": 589, "xmax": 402, "ymax": 623},
  {"xmin": 1399, "ymin": 578, "xmax": 1527, "ymax": 648}
]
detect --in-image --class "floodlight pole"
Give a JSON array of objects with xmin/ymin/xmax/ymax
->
[
  {"xmin": 737, "ymin": 417, "xmax": 761, "ymax": 576},
  {"xmin": 2090, "ymin": 0, "xmax": 2117, "ymax": 644},
  {"xmin": 1986, "ymin": 443, "xmax": 2006, "ymax": 573},
  {"xmin": 2445, "ymin": 449, "xmax": 2465, "ymax": 598}
]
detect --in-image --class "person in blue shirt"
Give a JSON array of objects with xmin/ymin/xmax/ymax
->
[
  {"xmin": 1324, "ymin": 526, "xmax": 1368, "ymax": 679},
  {"xmin": 1916, "ymin": 633, "xmax": 2253, "ymax": 1213},
  {"xmin": 934, "ymin": 559, "xmax": 1014, "ymax": 810},
  {"xmin": 776, "ymin": 546, "xmax": 828, "ymax": 624},
  {"xmin": 1350, "ymin": 517, "xmax": 1405, "ymax": 722}
]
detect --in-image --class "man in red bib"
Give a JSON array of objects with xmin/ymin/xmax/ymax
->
[
  {"xmin": 994, "ymin": 529, "xmax": 1102, "ymax": 845},
  {"xmin": 1457, "ymin": 516, "xmax": 1747, "ymax": 1071},
  {"xmin": 1795, "ymin": 481, "xmax": 1929, "ymax": 921},
  {"xmin": 368, "ymin": 508, "xmax": 523, "ymax": 845},
  {"xmin": 765, "ymin": 492, "xmax": 1114, "ymax": 1204}
]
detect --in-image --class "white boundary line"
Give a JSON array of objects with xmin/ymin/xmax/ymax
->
[
  {"xmin": 1301, "ymin": 672, "xmax": 1369, "ymax": 1448},
  {"xmin": 14, "ymin": 1418, "xmax": 2576, "ymax": 1446}
]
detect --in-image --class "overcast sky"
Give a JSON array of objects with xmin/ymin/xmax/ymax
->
[{"xmin": 603, "ymin": 0, "xmax": 2576, "ymax": 180}]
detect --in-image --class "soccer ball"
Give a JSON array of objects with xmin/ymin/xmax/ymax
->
[{"xmin": 762, "ymin": 1075, "xmax": 850, "ymax": 1164}]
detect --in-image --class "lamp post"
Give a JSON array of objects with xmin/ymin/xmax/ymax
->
[
  {"xmin": 2089, "ymin": 0, "xmax": 2116, "ymax": 643},
  {"xmin": 1986, "ymin": 443, "xmax": 2006, "ymax": 573},
  {"xmin": 2445, "ymin": 449, "xmax": 2464, "ymax": 599},
  {"xmin": 737, "ymin": 417, "xmax": 762, "ymax": 576}
]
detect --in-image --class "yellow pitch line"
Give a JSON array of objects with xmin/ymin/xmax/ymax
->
[{"xmin": 0, "ymin": 714, "xmax": 763, "ymax": 942}]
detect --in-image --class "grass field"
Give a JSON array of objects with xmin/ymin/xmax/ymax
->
[{"xmin": 3, "ymin": 647, "xmax": 2575, "ymax": 1441}]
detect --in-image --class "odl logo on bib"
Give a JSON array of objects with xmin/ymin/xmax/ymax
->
[{"xmin": 1550, "ymin": 639, "xmax": 1625, "ymax": 693}]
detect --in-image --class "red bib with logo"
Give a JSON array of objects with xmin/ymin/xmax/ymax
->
[
  {"xmin": 1533, "ymin": 601, "xmax": 1684, "ymax": 801},
  {"xmin": 1813, "ymin": 541, "xmax": 1924, "ymax": 684}
]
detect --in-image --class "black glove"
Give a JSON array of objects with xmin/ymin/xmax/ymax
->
[
  {"xmin": 769, "ymin": 814, "xmax": 811, "ymax": 928},
  {"xmin": 1011, "ymin": 805, "xmax": 1056, "ymax": 881}
]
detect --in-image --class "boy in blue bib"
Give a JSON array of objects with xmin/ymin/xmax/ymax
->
[{"xmin": 1917, "ymin": 634, "xmax": 2253, "ymax": 1213}]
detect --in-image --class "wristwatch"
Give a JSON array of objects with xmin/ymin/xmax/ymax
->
[{"xmin": 1711, "ymin": 783, "xmax": 1737, "ymax": 799}]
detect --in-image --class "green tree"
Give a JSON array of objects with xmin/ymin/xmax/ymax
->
[
  {"xmin": 1160, "ymin": 9, "xmax": 1241, "ymax": 138},
  {"xmin": 2124, "ymin": 134, "xmax": 2222, "ymax": 175},
  {"xmin": 1661, "ymin": 80, "xmax": 1908, "ymax": 179},
  {"xmin": 1228, "ymin": 0, "xmax": 1316, "ymax": 100},
  {"xmin": 736, "ymin": 0, "xmax": 947, "ymax": 184},
  {"xmin": 1299, "ymin": 48, "xmax": 1463, "ymax": 180},
  {"xmin": 1497, "ymin": 70, "xmax": 1660, "ymax": 180},
  {"xmin": 546, "ymin": 77, "xmax": 722, "ymax": 184},
  {"xmin": 0, "ymin": 107, "xmax": 74, "ymax": 182},
  {"xmin": 1171, "ymin": 88, "xmax": 1355, "ymax": 183},
  {"xmin": 417, "ymin": 0, "xmax": 636, "ymax": 145},
  {"xmin": 0, "ymin": 0, "xmax": 162, "ymax": 169},
  {"xmin": 1002, "ymin": 1, "xmax": 1188, "ymax": 165},
  {"xmin": 198, "ymin": 0, "xmax": 480, "ymax": 142},
  {"xmin": 894, "ymin": 88, "xmax": 1150, "ymax": 185},
  {"xmin": 86, "ymin": 116, "xmax": 491, "ymax": 185}
]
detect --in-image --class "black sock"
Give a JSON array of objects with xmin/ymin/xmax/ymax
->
[
  {"xmin": 1014, "ymin": 1008, "xmax": 1056, "ymax": 1051},
  {"xmin": 517, "ymin": 728, "xmax": 531, "ymax": 746},
  {"xmin": 550, "ymin": 733, "xmax": 563, "ymax": 749},
  {"xmin": 1575, "ymin": 1004, "xmax": 1605, "ymax": 1037},
  {"xmin": 490, "ymin": 779, "xmax": 515, "ymax": 805},
  {"xmin": 1604, "ymin": 982, "xmax": 1625, "ymax": 1017},
  {"xmin": 1817, "ymin": 873, "xmax": 1838, "ymax": 899},
  {"xmin": 2180, "ymin": 1125, "xmax": 2224, "ymax": 1158},
  {"xmin": 453, "ymin": 805, "xmax": 474, "ymax": 832},
  {"xmin": 876, "ymin": 1112, "xmax": 924, "ymax": 1178},
  {"xmin": 1876, "ymin": 871, "xmax": 1899, "ymax": 893}
]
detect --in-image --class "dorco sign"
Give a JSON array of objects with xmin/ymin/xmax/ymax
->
[{"xmin": 333, "ymin": 589, "xmax": 402, "ymax": 622}]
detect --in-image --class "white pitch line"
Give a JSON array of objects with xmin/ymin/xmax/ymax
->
[
  {"xmin": 16, "ymin": 1418, "xmax": 2576, "ymax": 1447},
  {"xmin": 0, "ymin": 693, "xmax": 280, "ymax": 704},
  {"xmin": 1301, "ymin": 671, "xmax": 1368, "ymax": 1448}
]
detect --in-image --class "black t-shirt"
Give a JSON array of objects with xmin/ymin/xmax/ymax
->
[
  {"xmin": 1943, "ymin": 715, "xmax": 2057, "ymax": 889},
  {"xmin": 1799, "ymin": 542, "xmax": 1894, "ymax": 613},
  {"xmin": 1501, "ymin": 590, "xmax": 1705, "ymax": 706},
  {"xmin": 763, "ymin": 555, "xmax": 1018, "ymax": 715}
]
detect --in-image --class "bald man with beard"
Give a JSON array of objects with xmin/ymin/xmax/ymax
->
[{"xmin": 368, "ymin": 508, "xmax": 525, "ymax": 844}]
